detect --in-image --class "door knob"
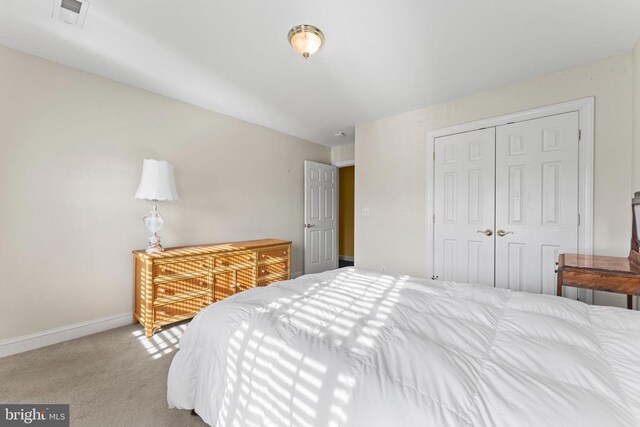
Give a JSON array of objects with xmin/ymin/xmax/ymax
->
[
  {"xmin": 304, "ymin": 224, "xmax": 316, "ymax": 228},
  {"xmin": 497, "ymin": 229, "xmax": 514, "ymax": 237},
  {"xmin": 477, "ymin": 229, "xmax": 493, "ymax": 236}
]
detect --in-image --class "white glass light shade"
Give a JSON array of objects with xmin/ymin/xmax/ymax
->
[
  {"xmin": 288, "ymin": 25, "xmax": 324, "ymax": 59},
  {"xmin": 134, "ymin": 159, "xmax": 179, "ymax": 201}
]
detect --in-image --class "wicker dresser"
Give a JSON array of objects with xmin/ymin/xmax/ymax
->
[{"xmin": 133, "ymin": 239, "xmax": 291, "ymax": 336}]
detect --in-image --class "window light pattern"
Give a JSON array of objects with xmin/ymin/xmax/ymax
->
[
  {"xmin": 132, "ymin": 322, "xmax": 188, "ymax": 360},
  {"xmin": 199, "ymin": 269, "xmax": 411, "ymax": 426}
]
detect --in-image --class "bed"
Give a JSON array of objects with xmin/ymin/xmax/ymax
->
[{"xmin": 167, "ymin": 267, "xmax": 640, "ymax": 426}]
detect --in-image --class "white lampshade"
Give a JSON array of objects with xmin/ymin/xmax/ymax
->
[{"xmin": 134, "ymin": 159, "xmax": 179, "ymax": 201}]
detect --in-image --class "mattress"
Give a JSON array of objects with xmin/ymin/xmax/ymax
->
[{"xmin": 167, "ymin": 267, "xmax": 640, "ymax": 426}]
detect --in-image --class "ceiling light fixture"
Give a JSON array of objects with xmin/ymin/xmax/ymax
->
[{"xmin": 288, "ymin": 25, "xmax": 324, "ymax": 59}]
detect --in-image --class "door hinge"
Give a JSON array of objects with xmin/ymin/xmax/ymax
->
[
  {"xmin": 578, "ymin": 129, "xmax": 582, "ymax": 141},
  {"xmin": 433, "ymin": 214, "xmax": 436, "ymax": 223},
  {"xmin": 433, "ymin": 151, "xmax": 435, "ymax": 161},
  {"xmin": 577, "ymin": 213, "xmax": 581, "ymax": 226}
]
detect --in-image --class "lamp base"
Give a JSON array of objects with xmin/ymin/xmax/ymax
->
[
  {"xmin": 142, "ymin": 203, "xmax": 165, "ymax": 253},
  {"xmin": 145, "ymin": 234, "xmax": 164, "ymax": 253}
]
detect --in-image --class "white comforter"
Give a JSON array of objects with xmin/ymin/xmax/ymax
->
[{"xmin": 167, "ymin": 268, "xmax": 640, "ymax": 426}]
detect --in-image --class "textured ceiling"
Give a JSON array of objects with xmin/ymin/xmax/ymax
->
[{"xmin": 1, "ymin": 0, "xmax": 640, "ymax": 146}]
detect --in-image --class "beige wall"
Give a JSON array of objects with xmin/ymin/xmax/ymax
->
[
  {"xmin": 356, "ymin": 53, "xmax": 633, "ymax": 307},
  {"xmin": 633, "ymin": 41, "xmax": 640, "ymax": 189},
  {"xmin": 0, "ymin": 45, "xmax": 330, "ymax": 340},
  {"xmin": 331, "ymin": 143, "xmax": 355, "ymax": 164}
]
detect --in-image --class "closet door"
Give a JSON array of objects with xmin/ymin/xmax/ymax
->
[
  {"xmin": 494, "ymin": 112, "xmax": 579, "ymax": 294},
  {"xmin": 433, "ymin": 128, "xmax": 496, "ymax": 286}
]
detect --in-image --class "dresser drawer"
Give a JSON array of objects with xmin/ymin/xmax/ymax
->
[
  {"xmin": 154, "ymin": 259, "xmax": 209, "ymax": 277},
  {"xmin": 154, "ymin": 295, "xmax": 210, "ymax": 324},
  {"xmin": 258, "ymin": 261, "xmax": 289, "ymax": 278},
  {"xmin": 257, "ymin": 246, "xmax": 289, "ymax": 263},
  {"xmin": 237, "ymin": 268, "xmax": 257, "ymax": 293},
  {"xmin": 214, "ymin": 268, "xmax": 256, "ymax": 300},
  {"xmin": 257, "ymin": 274, "xmax": 288, "ymax": 287},
  {"xmin": 214, "ymin": 271, "xmax": 235, "ymax": 301},
  {"xmin": 214, "ymin": 252, "xmax": 255, "ymax": 269},
  {"xmin": 154, "ymin": 277, "xmax": 209, "ymax": 299}
]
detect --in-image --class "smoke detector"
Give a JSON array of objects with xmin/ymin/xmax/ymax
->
[{"xmin": 52, "ymin": 0, "xmax": 90, "ymax": 28}]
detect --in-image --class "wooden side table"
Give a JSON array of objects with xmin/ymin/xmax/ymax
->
[{"xmin": 557, "ymin": 253, "xmax": 640, "ymax": 309}]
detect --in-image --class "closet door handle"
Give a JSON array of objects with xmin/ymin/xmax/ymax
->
[
  {"xmin": 477, "ymin": 229, "xmax": 493, "ymax": 237},
  {"xmin": 497, "ymin": 229, "xmax": 514, "ymax": 237}
]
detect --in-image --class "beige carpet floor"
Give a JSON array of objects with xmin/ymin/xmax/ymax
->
[{"xmin": 0, "ymin": 321, "xmax": 206, "ymax": 426}]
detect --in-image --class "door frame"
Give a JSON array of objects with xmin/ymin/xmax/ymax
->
[
  {"xmin": 425, "ymin": 97, "xmax": 595, "ymax": 302},
  {"xmin": 332, "ymin": 159, "xmax": 355, "ymax": 168}
]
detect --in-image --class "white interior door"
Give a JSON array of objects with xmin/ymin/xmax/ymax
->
[
  {"xmin": 304, "ymin": 161, "xmax": 338, "ymax": 274},
  {"xmin": 433, "ymin": 128, "xmax": 496, "ymax": 286},
  {"xmin": 495, "ymin": 112, "xmax": 579, "ymax": 295}
]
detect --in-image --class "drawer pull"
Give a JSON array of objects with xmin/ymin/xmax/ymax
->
[
  {"xmin": 261, "ymin": 269, "xmax": 266, "ymax": 274},
  {"xmin": 283, "ymin": 251, "xmax": 287, "ymax": 255},
  {"xmin": 199, "ymin": 280, "xmax": 206, "ymax": 285},
  {"xmin": 159, "ymin": 288, "xmax": 166, "ymax": 293},
  {"xmin": 161, "ymin": 267, "xmax": 167, "ymax": 273}
]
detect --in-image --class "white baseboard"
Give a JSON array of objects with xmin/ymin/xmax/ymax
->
[
  {"xmin": 0, "ymin": 312, "xmax": 133, "ymax": 358},
  {"xmin": 339, "ymin": 256, "xmax": 354, "ymax": 262},
  {"xmin": 292, "ymin": 271, "xmax": 304, "ymax": 279}
]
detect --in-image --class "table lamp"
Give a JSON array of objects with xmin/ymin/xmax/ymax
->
[{"xmin": 134, "ymin": 159, "xmax": 179, "ymax": 252}]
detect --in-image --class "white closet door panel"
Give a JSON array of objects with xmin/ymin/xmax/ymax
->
[
  {"xmin": 434, "ymin": 128, "xmax": 496, "ymax": 286},
  {"xmin": 495, "ymin": 112, "xmax": 579, "ymax": 295}
]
